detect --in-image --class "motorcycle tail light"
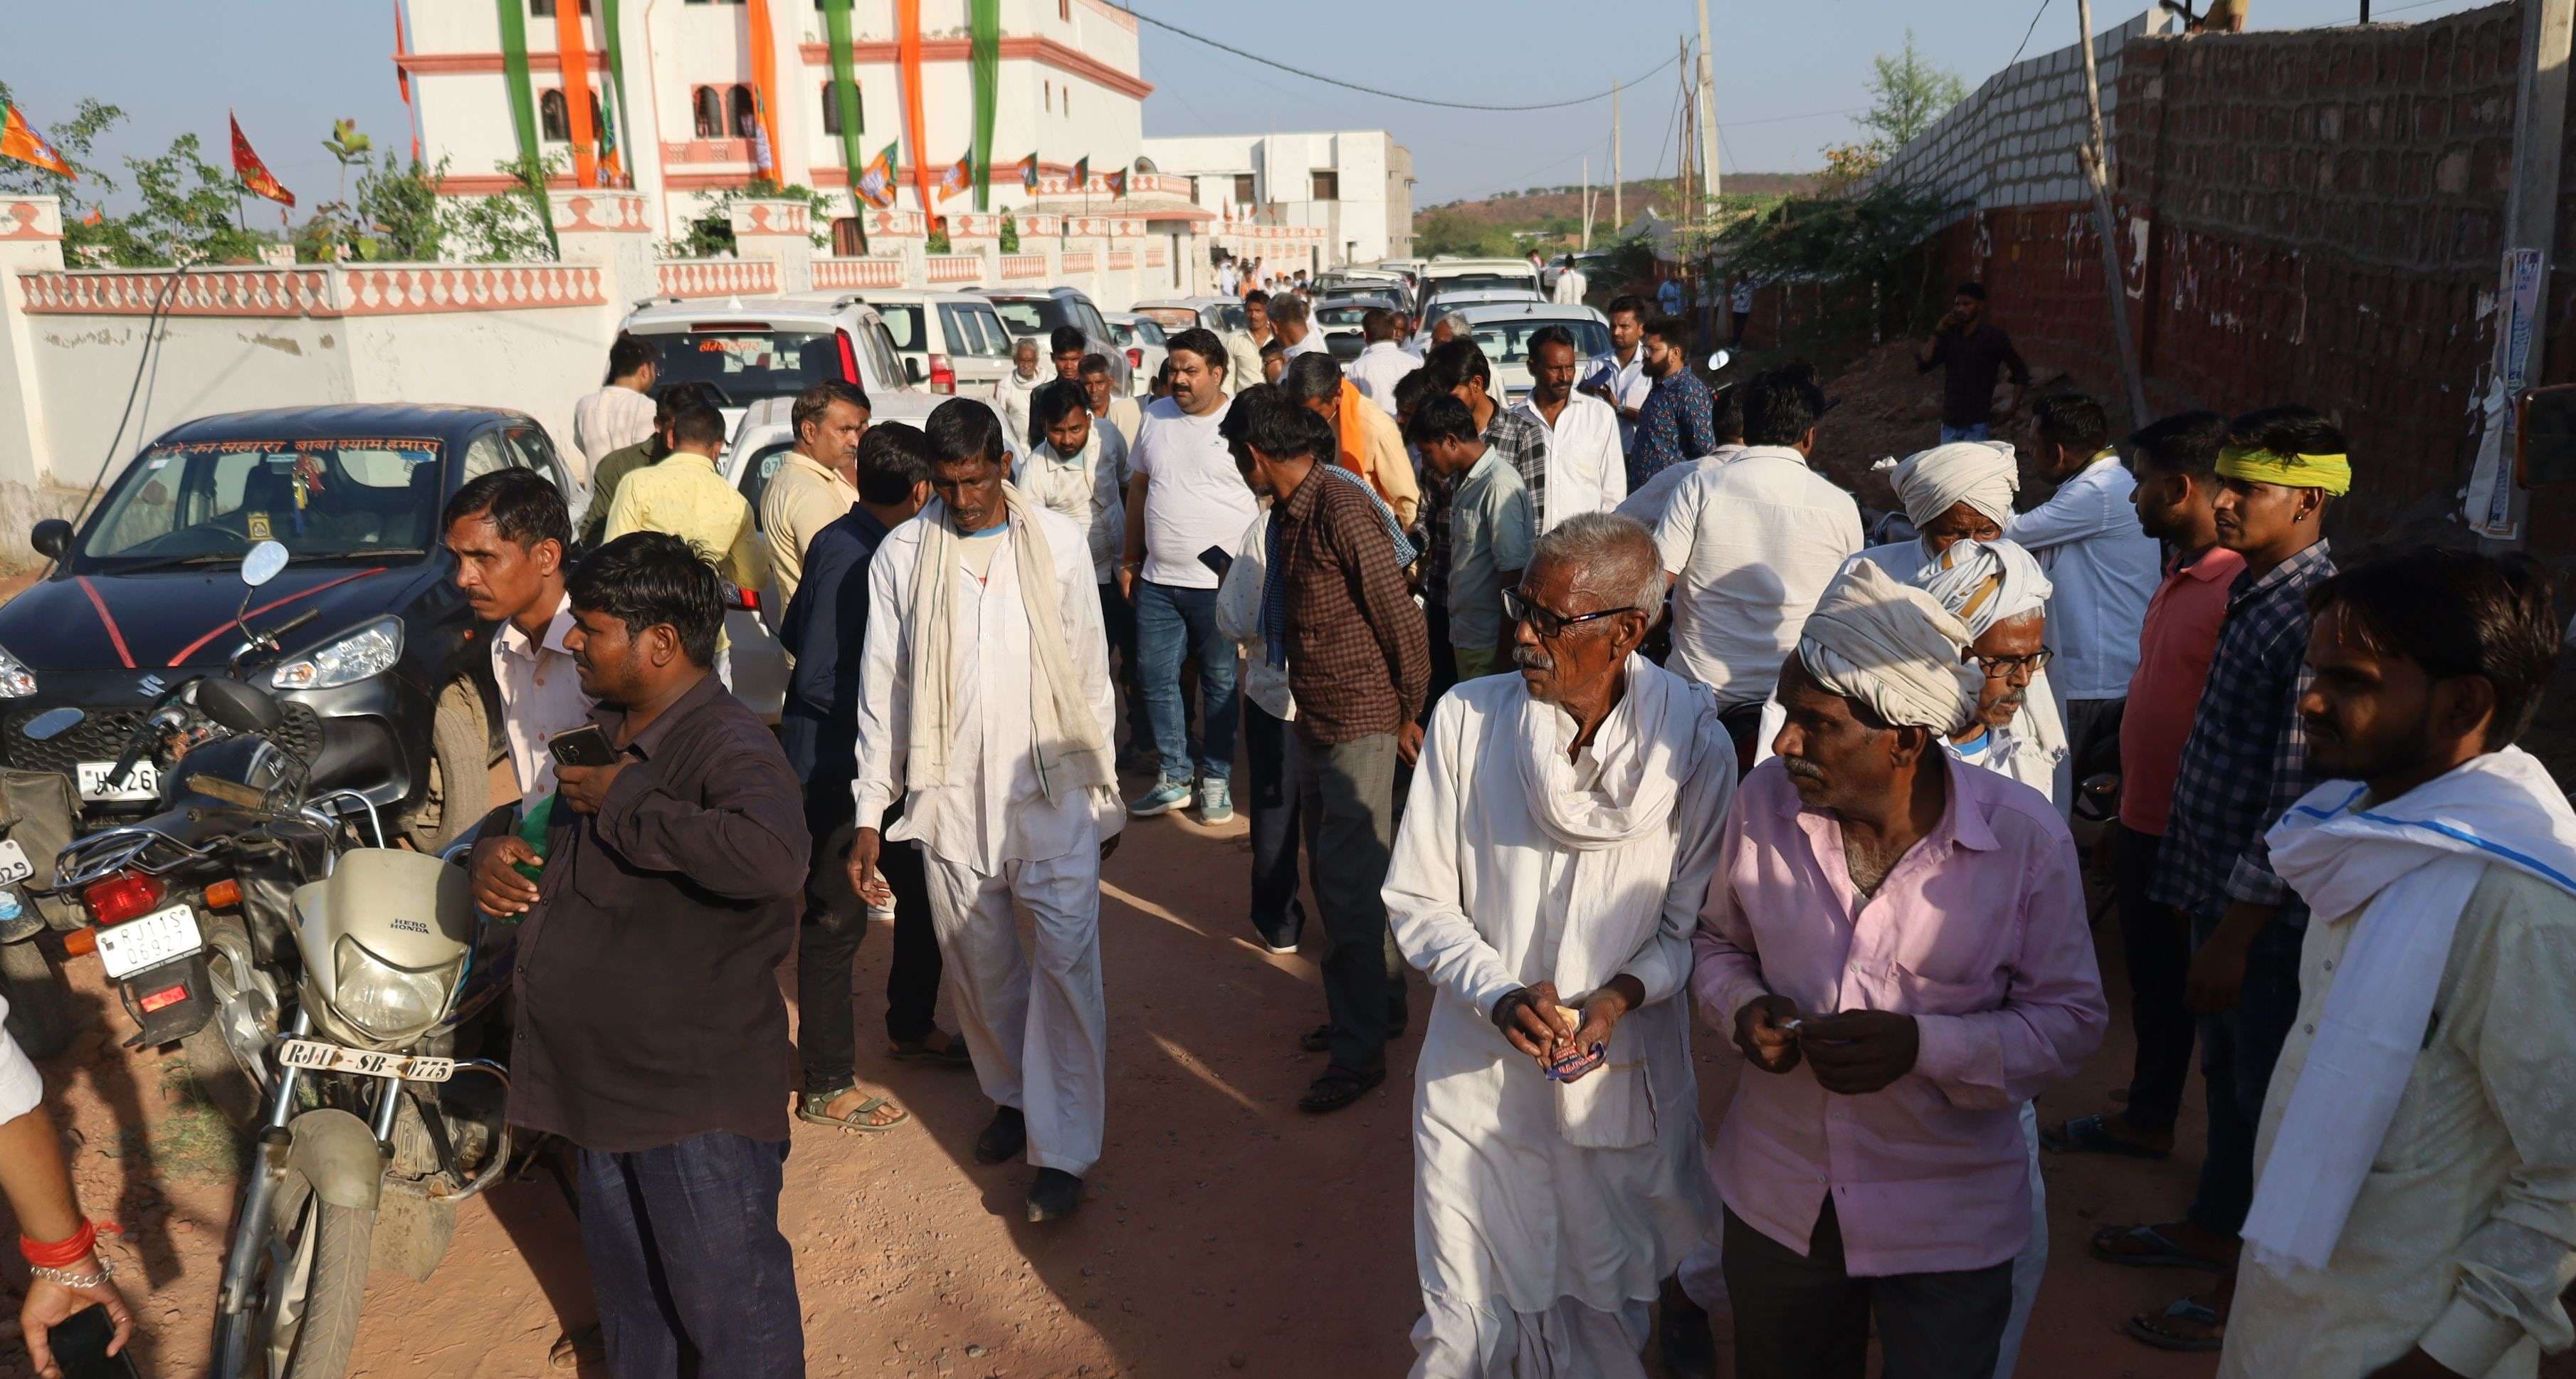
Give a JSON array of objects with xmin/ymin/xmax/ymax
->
[
  {"xmin": 202, "ymin": 879, "xmax": 241, "ymax": 909},
  {"xmin": 137, "ymin": 983, "xmax": 189, "ymax": 1014},
  {"xmin": 928, "ymin": 352, "xmax": 957, "ymax": 394},
  {"xmin": 83, "ymin": 871, "xmax": 165, "ymax": 926}
]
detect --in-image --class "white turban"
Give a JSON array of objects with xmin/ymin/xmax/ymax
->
[
  {"xmin": 1912, "ymin": 538, "xmax": 2054, "ymax": 640},
  {"xmin": 1795, "ymin": 558, "xmax": 1982, "ymax": 733},
  {"xmin": 1873, "ymin": 441, "xmax": 2021, "ymax": 532}
]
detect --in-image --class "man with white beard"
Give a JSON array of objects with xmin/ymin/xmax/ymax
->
[{"xmin": 1384, "ymin": 513, "xmax": 1736, "ymax": 1375}]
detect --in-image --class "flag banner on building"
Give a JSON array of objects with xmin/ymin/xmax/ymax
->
[
  {"xmin": 1016, "ymin": 152, "xmax": 1039, "ymax": 193},
  {"xmin": 230, "ymin": 114, "xmax": 295, "ymax": 208},
  {"xmin": 1105, "ymin": 169, "xmax": 1127, "ymax": 199},
  {"xmin": 856, "ymin": 142, "xmax": 898, "ymax": 209},
  {"xmin": 1071, "ymin": 155, "xmax": 1090, "ymax": 191},
  {"xmin": 596, "ymin": 89, "xmax": 625, "ymax": 187},
  {"xmin": 394, "ymin": 0, "xmax": 422, "ymax": 163},
  {"xmin": 820, "ymin": 0, "xmax": 869, "ymax": 219},
  {"xmin": 745, "ymin": 0, "xmax": 783, "ymax": 183},
  {"xmin": 490, "ymin": 0, "xmax": 557, "ymax": 254},
  {"xmin": 938, "ymin": 154, "xmax": 972, "ymax": 204},
  {"xmin": 968, "ymin": 0, "xmax": 999, "ymax": 211},
  {"xmin": 601, "ymin": 0, "xmax": 637, "ymax": 187},
  {"xmin": 1, "ymin": 104, "xmax": 73, "ymax": 178},
  {"xmin": 897, "ymin": 0, "xmax": 936, "ymax": 215},
  {"xmin": 554, "ymin": 0, "xmax": 600, "ymax": 188}
]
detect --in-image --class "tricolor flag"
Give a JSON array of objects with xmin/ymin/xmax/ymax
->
[
  {"xmin": 230, "ymin": 114, "xmax": 295, "ymax": 209},
  {"xmin": 856, "ymin": 141, "xmax": 898, "ymax": 209},
  {"xmin": 1071, "ymin": 154, "xmax": 1089, "ymax": 191},
  {"xmin": 0, "ymin": 103, "xmax": 73, "ymax": 178},
  {"xmin": 1105, "ymin": 168, "xmax": 1127, "ymax": 199},
  {"xmin": 937, "ymin": 153, "xmax": 971, "ymax": 204},
  {"xmin": 1016, "ymin": 152, "xmax": 1039, "ymax": 194}
]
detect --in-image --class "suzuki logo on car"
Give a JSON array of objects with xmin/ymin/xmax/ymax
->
[{"xmin": 136, "ymin": 674, "xmax": 166, "ymax": 697}]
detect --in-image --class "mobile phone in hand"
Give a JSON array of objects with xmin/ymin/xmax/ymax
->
[
  {"xmin": 47, "ymin": 1304, "xmax": 137, "ymax": 1379},
  {"xmin": 547, "ymin": 723, "xmax": 620, "ymax": 770}
]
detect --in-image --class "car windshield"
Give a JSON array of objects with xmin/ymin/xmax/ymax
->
[
  {"xmin": 643, "ymin": 326, "xmax": 848, "ymax": 406},
  {"xmin": 1316, "ymin": 305, "xmax": 1375, "ymax": 329},
  {"xmin": 77, "ymin": 438, "xmax": 446, "ymax": 570},
  {"xmin": 1462, "ymin": 318, "xmax": 1614, "ymax": 365},
  {"xmin": 989, "ymin": 298, "xmax": 1070, "ymax": 336}
]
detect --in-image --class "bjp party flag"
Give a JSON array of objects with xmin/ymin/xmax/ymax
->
[
  {"xmin": 1, "ymin": 104, "xmax": 73, "ymax": 178},
  {"xmin": 230, "ymin": 114, "xmax": 295, "ymax": 209}
]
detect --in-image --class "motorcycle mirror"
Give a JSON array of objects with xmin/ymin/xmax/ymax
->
[
  {"xmin": 20, "ymin": 706, "xmax": 83, "ymax": 741},
  {"xmin": 241, "ymin": 540, "xmax": 290, "ymax": 589},
  {"xmin": 1707, "ymin": 349, "xmax": 1733, "ymax": 372},
  {"xmin": 197, "ymin": 678, "xmax": 284, "ymax": 734},
  {"xmin": 2081, "ymin": 773, "xmax": 2120, "ymax": 802}
]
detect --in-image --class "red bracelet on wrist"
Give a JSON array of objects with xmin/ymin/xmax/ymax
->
[{"xmin": 21, "ymin": 1219, "xmax": 101, "ymax": 1269}]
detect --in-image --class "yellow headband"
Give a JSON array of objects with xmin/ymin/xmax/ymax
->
[{"xmin": 2215, "ymin": 446, "xmax": 2352, "ymax": 496}]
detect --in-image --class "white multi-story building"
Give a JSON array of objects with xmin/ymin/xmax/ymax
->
[{"xmin": 1140, "ymin": 130, "xmax": 1415, "ymax": 269}]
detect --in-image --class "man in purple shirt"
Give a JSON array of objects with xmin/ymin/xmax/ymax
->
[{"xmin": 1692, "ymin": 560, "xmax": 2107, "ymax": 1379}]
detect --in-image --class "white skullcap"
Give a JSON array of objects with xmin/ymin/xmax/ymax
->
[
  {"xmin": 1871, "ymin": 441, "xmax": 2021, "ymax": 532},
  {"xmin": 1796, "ymin": 558, "xmax": 1981, "ymax": 733},
  {"xmin": 1911, "ymin": 538, "xmax": 2054, "ymax": 640}
]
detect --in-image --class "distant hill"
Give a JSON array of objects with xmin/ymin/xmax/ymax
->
[{"xmin": 1425, "ymin": 173, "xmax": 1820, "ymax": 227}]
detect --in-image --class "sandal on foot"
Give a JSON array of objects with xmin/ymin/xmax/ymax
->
[
  {"xmin": 797, "ymin": 1089, "xmax": 908, "ymax": 1133},
  {"xmin": 890, "ymin": 1029, "xmax": 975, "ymax": 1067},
  {"xmin": 1298, "ymin": 1062, "xmax": 1385, "ymax": 1114},
  {"xmin": 2089, "ymin": 1222, "xmax": 2231, "ymax": 1271},
  {"xmin": 2041, "ymin": 1113, "xmax": 2170, "ymax": 1160},
  {"xmin": 2124, "ymin": 1295, "xmax": 2225, "ymax": 1352}
]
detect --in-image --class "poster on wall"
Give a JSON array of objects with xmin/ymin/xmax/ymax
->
[{"xmin": 2466, "ymin": 246, "xmax": 2546, "ymax": 539}]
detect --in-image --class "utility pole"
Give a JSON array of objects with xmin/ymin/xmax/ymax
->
[
  {"xmin": 1677, "ymin": 36, "xmax": 1694, "ymax": 234},
  {"xmin": 2074, "ymin": 0, "xmax": 2150, "ymax": 426},
  {"xmin": 1695, "ymin": 0, "xmax": 1720, "ymax": 211},
  {"xmin": 2466, "ymin": 0, "xmax": 2575, "ymax": 543},
  {"xmin": 1581, "ymin": 156, "xmax": 1593, "ymax": 250},
  {"xmin": 1612, "ymin": 80, "xmax": 1623, "ymax": 233}
]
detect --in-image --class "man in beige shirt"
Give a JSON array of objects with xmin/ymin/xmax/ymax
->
[
  {"xmin": 759, "ymin": 380, "xmax": 870, "ymax": 609},
  {"xmin": 1224, "ymin": 290, "xmax": 1275, "ymax": 395},
  {"xmin": 1081, "ymin": 354, "xmax": 1140, "ymax": 451}
]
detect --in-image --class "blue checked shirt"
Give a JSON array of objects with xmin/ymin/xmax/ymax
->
[
  {"xmin": 1629, "ymin": 368, "xmax": 1718, "ymax": 490},
  {"xmin": 2149, "ymin": 540, "xmax": 2336, "ymax": 923}
]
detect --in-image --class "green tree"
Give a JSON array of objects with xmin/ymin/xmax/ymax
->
[
  {"xmin": 1859, "ymin": 31, "xmax": 1967, "ymax": 156},
  {"xmin": 110, "ymin": 133, "xmax": 270, "ymax": 266},
  {"xmin": 353, "ymin": 153, "xmax": 446, "ymax": 261},
  {"xmin": 0, "ymin": 82, "xmax": 130, "ymax": 263}
]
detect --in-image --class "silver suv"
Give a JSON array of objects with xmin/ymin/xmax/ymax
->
[{"xmin": 984, "ymin": 287, "xmax": 1132, "ymax": 394}]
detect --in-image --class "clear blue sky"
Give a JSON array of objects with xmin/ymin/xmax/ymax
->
[{"xmin": 5, "ymin": 0, "xmax": 2496, "ymax": 215}]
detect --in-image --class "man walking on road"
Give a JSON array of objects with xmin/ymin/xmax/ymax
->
[
  {"xmin": 760, "ymin": 379, "xmax": 871, "ymax": 610},
  {"xmin": 851, "ymin": 400, "xmax": 1121, "ymax": 1224},
  {"xmin": 999, "ymin": 336, "xmax": 1046, "ymax": 453},
  {"xmin": 1345, "ymin": 308, "xmax": 1421, "ymax": 416},
  {"xmin": 1282, "ymin": 352, "xmax": 1419, "ymax": 525},
  {"xmin": 1273, "ymin": 294, "xmax": 1327, "ymax": 360},
  {"xmin": 1423, "ymin": 337, "xmax": 1552, "ymax": 529},
  {"xmin": 572, "ymin": 332, "xmax": 658, "ymax": 488},
  {"xmin": 1083, "ymin": 352, "xmax": 1142, "ymax": 453},
  {"xmin": 1915, "ymin": 282, "xmax": 2029, "ymax": 444},
  {"xmin": 1550, "ymin": 253, "xmax": 1589, "ymax": 305}
]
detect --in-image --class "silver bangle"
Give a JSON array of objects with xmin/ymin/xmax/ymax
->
[{"xmin": 31, "ymin": 1258, "xmax": 115, "ymax": 1289}]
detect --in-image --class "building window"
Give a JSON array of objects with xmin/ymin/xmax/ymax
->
[
  {"xmin": 540, "ymin": 90, "xmax": 571, "ymax": 143},
  {"xmin": 1059, "ymin": 0, "xmax": 1071, "ymax": 16},
  {"xmin": 729, "ymin": 84, "xmax": 757, "ymax": 138},
  {"xmin": 1232, "ymin": 173, "xmax": 1256, "ymax": 204},
  {"xmin": 1310, "ymin": 170, "xmax": 1339, "ymax": 201},
  {"xmin": 820, "ymin": 83, "xmax": 861, "ymax": 136},
  {"xmin": 530, "ymin": 0, "xmax": 591, "ymax": 14},
  {"xmin": 693, "ymin": 85, "xmax": 724, "ymax": 139},
  {"xmin": 1043, "ymin": 81, "xmax": 1052, "ymax": 114}
]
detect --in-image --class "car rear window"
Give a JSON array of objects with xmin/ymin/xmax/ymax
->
[
  {"xmin": 1135, "ymin": 307, "xmax": 1197, "ymax": 332},
  {"xmin": 1465, "ymin": 318, "xmax": 1614, "ymax": 364},
  {"xmin": 940, "ymin": 303, "xmax": 1012, "ymax": 357},
  {"xmin": 877, "ymin": 305, "xmax": 927, "ymax": 352},
  {"xmin": 643, "ymin": 326, "xmax": 849, "ymax": 405},
  {"xmin": 989, "ymin": 298, "xmax": 1068, "ymax": 336}
]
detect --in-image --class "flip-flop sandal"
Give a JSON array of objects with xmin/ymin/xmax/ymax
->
[
  {"xmin": 2041, "ymin": 1113, "xmax": 2171, "ymax": 1160},
  {"xmin": 1298, "ymin": 1063, "xmax": 1386, "ymax": 1114},
  {"xmin": 797, "ymin": 1090, "xmax": 909, "ymax": 1133},
  {"xmin": 889, "ymin": 1032, "xmax": 974, "ymax": 1067},
  {"xmin": 2089, "ymin": 1223, "xmax": 2230, "ymax": 1271},
  {"xmin": 2123, "ymin": 1296, "xmax": 2224, "ymax": 1352}
]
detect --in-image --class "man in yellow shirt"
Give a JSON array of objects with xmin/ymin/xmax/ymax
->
[
  {"xmin": 604, "ymin": 405, "xmax": 769, "ymax": 680},
  {"xmin": 760, "ymin": 380, "xmax": 870, "ymax": 609}
]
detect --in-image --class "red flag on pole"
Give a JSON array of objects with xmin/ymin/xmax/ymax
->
[{"xmin": 230, "ymin": 113, "xmax": 295, "ymax": 208}]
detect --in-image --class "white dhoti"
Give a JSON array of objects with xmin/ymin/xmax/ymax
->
[
  {"xmin": 921, "ymin": 846, "xmax": 1107, "ymax": 1177},
  {"xmin": 1411, "ymin": 1295, "xmax": 1652, "ymax": 1379}
]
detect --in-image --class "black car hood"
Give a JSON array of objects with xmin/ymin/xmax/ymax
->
[{"xmin": 0, "ymin": 564, "xmax": 427, "ymax": 673}]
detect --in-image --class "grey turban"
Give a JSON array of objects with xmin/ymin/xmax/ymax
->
[{"xmin": 1796, "ymin": 558, "xmax": 1982, "ymax": 733}]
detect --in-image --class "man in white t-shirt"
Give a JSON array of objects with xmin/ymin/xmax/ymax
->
[
  {"xmin": 1582, "ymin": 293, "xmax": 1656, "ymax": 453},
  {"xmin": 1120, "ymin": 328, "xmax": 1256, "ymax": 824},
  {"xmin": 1549, "ymin": 255, "xmax": 1588, "ymax": 305},
  {"xmin": 1653, "ymin": 369, "xmax": 1861, "ymax": 760}
]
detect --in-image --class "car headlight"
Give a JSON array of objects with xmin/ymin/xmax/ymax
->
[
  {"xmin": 330, "ymin": 934, "xmax": 458, "ymax": 1043},
  {"xmin": 0, "ymin": 644, "xmax": 34, "ymax": 698},
  {"xmin": 271, "ymin": 618, "xmax": 402, "ymax": 691}
]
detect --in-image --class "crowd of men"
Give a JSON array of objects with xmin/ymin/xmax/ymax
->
[{"xmin": 6, "ymin": 273, "xmax": 2571, "ymax": 1379}]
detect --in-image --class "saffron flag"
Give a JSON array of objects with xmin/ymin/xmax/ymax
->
[
  {"xmin": 554, "ymin": 0, "xmax": 600, "ymax": 188},
  {"xmin": 0, "ymin": 104, "xmax": 72, "ymax": 178},
  {"xmin": 745, "ymin": 0, "xmax": 784, "ymax": 181},
  {"xmin": 748, "ymin": 87, "xmax": 776, "ymax": 179},
  {"xmin": 1071, "ymin": 154, "xmax": 1089, "ymax": 191},
  {"xmin": 1105, "ymin": 168, "xmax": 1127, "ymax": 199},
  {"xmin": 1016, "ymin": 152, "xmax": 1039, "ymax": 194},
  {"xmin": 856, "ymin": 141, "xmax": 898, "ymax": 209},
  {"xmin": 394, "ymin": 0, "xmax": 422, "ymax": 162},
  {"xmin": 230, "ymin": 114, "xmax": 295, "ymax": 209},
  {"xmin": 938, "ymin": 154, "xmax": 972, "ymax": 204}
]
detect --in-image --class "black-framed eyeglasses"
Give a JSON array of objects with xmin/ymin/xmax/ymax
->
[
  {"xmin": 1974, "ymin": 646, "xmax": 2054, "ymax": 677},
  {"xmin": 1503, "ymin": 586, "xmax": 1638, "ymax": 639}
]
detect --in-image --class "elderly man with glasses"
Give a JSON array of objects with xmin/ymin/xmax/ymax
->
[{"xmin": 1385, "ymin": 511, "xmax": 1738, "ymax": 1375}]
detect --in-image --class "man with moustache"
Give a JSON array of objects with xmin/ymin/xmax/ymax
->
[{"xmin": 760, "ymin": 379, "xmax": 871, "ymax": 609}]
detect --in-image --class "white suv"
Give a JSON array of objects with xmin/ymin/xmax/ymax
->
[
  {"xmin": 809, "ymin": 288, "xmax": 1016, "ymax": 401},
  {"xmin": 619, "ymin": 293, "xmax": 922, "ymax": 438}
]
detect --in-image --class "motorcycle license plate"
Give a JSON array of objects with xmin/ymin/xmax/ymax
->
[
  {"xmin": 95, "ymin": 902, "xmax": 203, "ymax": 980},
  {"xmin": 277, "ymin": 1039, "xmax": 454, "ymax": 1083},
  {"xmin": 77, "ymin": 760, "xmax": 161, "ymax": 803},
  {"xmin": 0, "ymin": 839, "xmax": 30, "ymax": 886}
]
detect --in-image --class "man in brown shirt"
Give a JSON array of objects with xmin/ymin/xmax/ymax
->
[
  {"xmin": 466, "ymin": 530, "xmax": 809, "ymax": 1379},
  {"xmin": 1238, "ymin": 392, "xmax": 1430, "ymax": 1113}
]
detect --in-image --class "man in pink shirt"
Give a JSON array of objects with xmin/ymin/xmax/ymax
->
[
  {"xmin": 1693, "ymin": 560, "xmax": 2107, "ymax": 1379},
  {"xmin": 2044, "ymin": 411, "xmax": 2241, "ymax": 1163}
]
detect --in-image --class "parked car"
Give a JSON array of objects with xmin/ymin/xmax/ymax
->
[
  {"xmin": 1411, "ymin": 302, "xmax": 1614, "ymax": 404},
  {"xmin": 619, "ymin": 294, "xmax": 918, "ymax": 439},
  {"xmin": 1419, "ymin": 286, "xmax": 1549, "ymax": 336},
  {"xmin": 1130, "ymin": 296, "xmax": 1248, "ymax": 336},
  {"xmin": 1315, "ymin": 288, "xmax": 1407, "ymax": 362},
  {"xmin": 984, "ymin": 287, "xmax": 1132, "ymax": 394},
  {"xmin": 813, "ymin": 288, "xmax": 1015, "ymax": 400},
  {"xmin": 1105, "ymin": 313, "xmax": 1169, "ymax": 396},
  {"xmin": 1420, "ymin": 256, "xmax": 1544, "ymax": 300},
  {"xmin": 712, "ymin": 394, "xmax": 1024, "ymax": 722},
  {"xmin": 5, "ymin": 404, "xmax": 582, "ymax": 853}
]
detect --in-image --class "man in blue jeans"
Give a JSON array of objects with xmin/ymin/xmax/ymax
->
[{"xmin": 1120, "ymin": 327, "xmax": 1256, "ymax": 824}]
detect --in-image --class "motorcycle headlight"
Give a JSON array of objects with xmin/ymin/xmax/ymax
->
[
  {"xmin": 0, "ymin": 643, "xmax": 36, "ymax": 698},
  {"xmin": 330, "ymin": 933, "xmax": 459, "ymax": 1043},
  {"xmin": 271, "ymin": 618, "xmax": 402, "ymax": 691}
]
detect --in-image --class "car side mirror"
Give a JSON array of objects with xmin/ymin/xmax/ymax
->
[
  {"xmin": 197, "ymin": 677, "xmax": 284, "ymax": 734},
  {"xmin": 28, "ymin": 519, "xmax": 70, "ymax": 561},
  {"xmin": 905, "ymin": 357, "xmax": 925, "ymax": 384}
]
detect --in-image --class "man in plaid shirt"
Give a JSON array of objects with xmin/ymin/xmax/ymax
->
[{"xmin": 2092, "ymin": 406, "xmax": 2351, "ymax": 1353}]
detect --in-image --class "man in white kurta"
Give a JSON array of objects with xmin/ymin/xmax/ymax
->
[
  {"xmin": 853, "ymin": 403, "xmax": 1120, "ymax": 1223},
  {"xmin": 1384, "ymin": 513, "xmax": 1734, "ymax": 1376}
]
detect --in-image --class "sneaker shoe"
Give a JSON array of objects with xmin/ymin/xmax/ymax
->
[
  {"xmin": 1127, "ymin": 777, "xmax": 1192, "ymax": 817},
  {"xmin": 1197, "ymin": 778, "xmax": 1234, "ymax": 824},
  {"xmin": 1026, "ymin": 1168, "xmax": 1083, "ymax": 1222}
]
